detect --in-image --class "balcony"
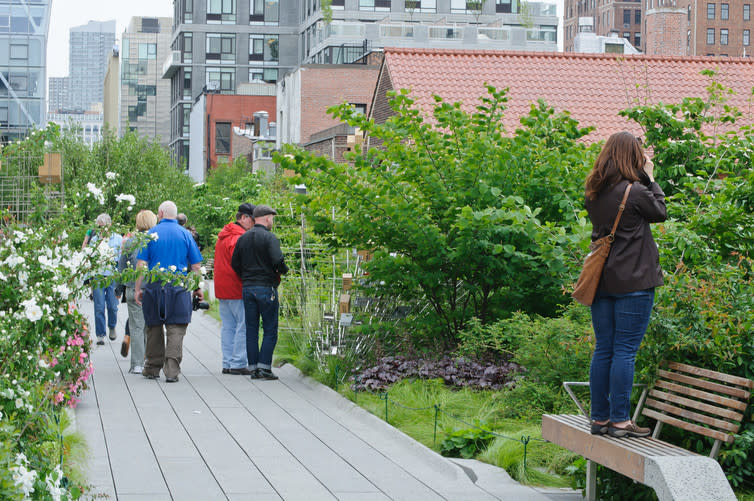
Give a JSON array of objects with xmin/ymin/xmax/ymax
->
[{"xmin": 162, "ymin": 51, "xmax": 184, "ymax": 79}]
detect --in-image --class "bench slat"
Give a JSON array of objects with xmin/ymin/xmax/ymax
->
[
  {"xmin": 667, "ymin": 361, "xmax": 754, "ymax": 390},
  {"xmin": 655, "ymin": 380, "xmax": 747, "ymax": 411},
  {"xmin": 657, "ymin": 369, "xmax": 750, "ymax": 400},
  {"xmin": 649, "ymin": 389, "xmax": 743, "ymax": 421},
  {"xmin": 644, "ymin": 398, "xmax": 740, "ymax": 432},
  {"xmin": 642, "ymin": 408, "xmax": 737, "ymax": 444}
]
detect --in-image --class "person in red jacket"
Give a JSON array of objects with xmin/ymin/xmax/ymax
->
[{"xmin": 215, "ymin": 203, "xmax": 256, "ymax": 375}]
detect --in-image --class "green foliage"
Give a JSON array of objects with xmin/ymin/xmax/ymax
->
[
  {"xmin": 280, "ymin": 86, "xmax": 594, "ymax": 345},
  {"xmin": 440, "ymin": 423, "xmax": 495, "ymax": 458}
]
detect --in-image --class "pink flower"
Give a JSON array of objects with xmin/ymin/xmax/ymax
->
[
  {"xmin": 54, "ymin": 392, "xmax": 64, "ymax": 404},
  {"xmin": 50, "ymin": 358, "xmax": 58, "ymax": 367}
]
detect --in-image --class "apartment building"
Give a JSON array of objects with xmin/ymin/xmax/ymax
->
[
  {"xmin": 68, "ymin": 20, "xmax": 116, "ymax": 113},
  {"xmin": 120, "ymin": 17, "xmax": 173, "ymax": 146},
  {"xmin": 164, "ymin": 0, "xmax": 558, "ymax": 168}
]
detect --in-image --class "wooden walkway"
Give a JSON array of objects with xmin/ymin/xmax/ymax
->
[{"xmin": 76, "ymin": 299, "xmax": 580, "ymax": 501}]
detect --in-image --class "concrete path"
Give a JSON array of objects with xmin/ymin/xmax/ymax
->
[{"xmin": 76, "ymin": 298, "xmax": 581, "ymax": 501}]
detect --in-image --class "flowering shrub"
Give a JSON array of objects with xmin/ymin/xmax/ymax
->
[{"xmin": 0, "ymin": 220, "xmax": 114, "ymax": 500}]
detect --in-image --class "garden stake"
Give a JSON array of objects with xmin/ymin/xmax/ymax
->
[
  {"xmin": 433, "ymin": 404, "xmax": 440, "ymax": 445},
  {"xmin": 334, "ymin": 365, "xmax": 339, "ymax": 392},
  {"xmin": 521, "ymin": 435, "xmax": 530, "ymax": 470},
  {"xmin": 380, "ymin": 392, "xmax": 389, "ymax": 423}
]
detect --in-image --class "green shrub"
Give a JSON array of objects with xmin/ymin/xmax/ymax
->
[{"xmin": 440, "ymin": 424, "xmax": 496, "ymax": 458}]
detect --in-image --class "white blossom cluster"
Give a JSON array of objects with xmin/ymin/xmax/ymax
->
[
  {"xmin": 0, "ymin": 383, "xmax": 33, "ymax": 413},
  {"xmin": 10, "ymin": 453, "xmax": 37, "ymax": 497},
  {"xmin": 115, "ymin": 193, "xmax": 136, "ymax": 211},
  {"xmin": 86, "ymin": 182, "xmax": 104, "ymax": 205}
]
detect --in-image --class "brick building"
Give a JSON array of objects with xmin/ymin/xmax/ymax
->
[
  {"xmin": 660, "ymin": 0, "xmax": 753, "ymax": 56},
  {"xmin": 187, "ymin": 83, "xmax": 276, "ymax": 181},
  {"xmin": 277, "ymin": 63, "xmax": 381, "ymax": 149}
]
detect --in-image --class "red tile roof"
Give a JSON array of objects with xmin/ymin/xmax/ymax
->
[{"xmin": 381, "ymin": 48, "xmax": 754, "ymax": 141}]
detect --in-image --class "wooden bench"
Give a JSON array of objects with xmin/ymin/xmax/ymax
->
[{"xmin": 542, "ymin": 361, "xmax": 753, "ymax": 501}]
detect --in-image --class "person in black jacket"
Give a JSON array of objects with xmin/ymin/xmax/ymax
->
[
  {"xmin": 585, "ymin": 132, "xmax": 667, "ymax": 438},
  {"xmin": 231, "ymin": 205, "xmax": 288, "ymax": 380}
]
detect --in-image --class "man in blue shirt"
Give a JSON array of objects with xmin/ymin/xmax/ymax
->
[{"xmin": 135, "ymin": 201, "xmax": 203, "ymax": 383}]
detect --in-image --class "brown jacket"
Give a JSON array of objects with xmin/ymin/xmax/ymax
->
[{"xmin": 585, "ymin": 180, "xmax": 667, "ymax": 294}]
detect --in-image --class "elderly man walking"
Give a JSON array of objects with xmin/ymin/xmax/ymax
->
[
  {"xmin": 215, "ymin": 203, "xmax": 256, "ymax": 375},
  {"xmin": 135, "ymin": 201, "xmax": 203, "ymax": 383},
  {"xmin": 231, "ymin": 205, "xmax": 288, "ymax": 380}
]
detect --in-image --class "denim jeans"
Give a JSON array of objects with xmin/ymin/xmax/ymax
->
[
  {"xmin": 93, "ymin": 281, "xmax": 119, "ymax": 337},
  {"xmin": 242, "ymin": 286, "xmax": 279, "ymax": 370},
  {"xmin": 219, "ymin": 299, "xmax": 247, "ymax": 369},
  {"xmin": 590, "ymin": 288, "xmax": 655, "ymax": 423}
]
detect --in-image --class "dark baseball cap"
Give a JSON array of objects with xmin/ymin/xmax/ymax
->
[
  {"xmin": 238, "ymin": 203, "xmax": 256, "ymax": 217},
  {"xmin": 253, "ymin": 205, "xmax": 278, "ymax": 218}
]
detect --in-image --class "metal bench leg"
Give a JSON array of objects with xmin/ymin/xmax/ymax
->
[{"xmin": 586, "ymin": 460, "xmax": 597, "ymax": 501}]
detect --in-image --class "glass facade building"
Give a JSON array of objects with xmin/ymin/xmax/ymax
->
[{"xmin": 0, "ymin": 0, "xmax": 51, "ymax": 142}]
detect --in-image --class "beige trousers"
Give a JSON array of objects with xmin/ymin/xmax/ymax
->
[{"xmin": 143, "ymin": 324, "xmax": 187, "ymax": 379}]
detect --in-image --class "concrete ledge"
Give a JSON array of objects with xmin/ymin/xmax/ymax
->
[{"xmin": 644, "ymin": 456, "xmax": 736, "ymax": 501}]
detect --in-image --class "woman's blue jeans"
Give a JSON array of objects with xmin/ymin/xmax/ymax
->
[
  {"xmin": 589, "ymin": 288, "xmax": 654, "ymax": 423},
  {"xmin": 93, "ymin": 281, "xmax": 119, "ymax": 337}
]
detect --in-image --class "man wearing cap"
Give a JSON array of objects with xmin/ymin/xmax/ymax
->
[
  {"xmin": 214, "ymin": 203, "xmax": 256, "ymax": 375},
  {"xmin": 231, "ymin": 205, "xmax": 288, "ymax": 380}
]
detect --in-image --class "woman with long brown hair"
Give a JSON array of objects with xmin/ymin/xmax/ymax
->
[{"xmin": 585, "ymin": 131, "xmax": 667, "ymax": 438}]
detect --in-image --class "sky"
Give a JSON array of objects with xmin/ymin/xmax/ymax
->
[{"xmin": 47, "ymin": 0, "xmax": 174, "ymax": 78}]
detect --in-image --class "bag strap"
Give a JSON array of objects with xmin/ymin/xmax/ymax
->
[{"xmin": 608, "ymin": 183, "xmax": 633, "ymax": 240}]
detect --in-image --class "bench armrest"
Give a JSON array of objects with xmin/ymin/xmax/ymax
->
[{"xmin": 563, "ymin": 381, "xmax": 649, "ymax": 422}]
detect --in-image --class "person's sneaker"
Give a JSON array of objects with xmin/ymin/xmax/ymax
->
[
  {"xmin": 142, "ymin": 373, "xmax": 160, "ymax": 380},
  {"xmin": 608, "ymin": 422, "xmax": 651, "ymax": 438},
  {"xmin": 129, "ymin": 365, "xmax": 143, "ymax": 375},
  {"xmin": 591, "ymin": 421, "xmax": 609, "ymax": 435},
  {"xmin": 249, "ymin": 369, "xmax": 261, "ymax": 379},
  {"xmin": 165, "ymin": 376, "xmax": 179, "ymax": 383},
  {"xmin": 229, "ymin": 367, "xmax": 254, "ymax": 375},
  {"xmin": 257, "ymin": 368, "xmax": 278, "ymax": 380},
  {"xmin": 108, "ymin": 327, "xmax": 117, "ymax": 340},
  {"xmin": 96, "ymin": 337, "xmax": 105, "ymax": 345},
  {"xmin": 222, "ymin": 368, "xmax": 231, "ymax": 374}
]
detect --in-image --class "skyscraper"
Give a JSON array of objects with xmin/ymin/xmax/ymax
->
[
  {"xmin": 68, "ymin": 20, "xmax": 115, "ymax": 113},
  {"xmin": 0, "ymin": 0, "xmax": 52, "ymax": 142},
  {"xmin": 48, "ymin": 76, "xmax": 69, "ymax": 114}
]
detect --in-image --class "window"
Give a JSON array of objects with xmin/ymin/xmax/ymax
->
[
  {"xmin": 331, "ymin": 0, "xmax": 344, "ymax": 8},
  {"xmin": 350, "ymin": 103, "xmax": 367, "ymax": 114},
  {"xmin": 405, "ymin": 0, "xmax": 437, "ymax": 12},
  {"xmin": 206, "ymin": 67, "xmax": 235, "ymax": 92},
  {"xmin": 707, "ymin": 28, "xmax": 715, "ymax": 44},
  {"xmin": 183, "ymin": 68, "xmax": 192, "ymax": 99},
  {"xmin": 138, "ymin": 43, "xmax": 157, "ymax": 60},
  {"xmin": 0, "ymin": 106, "xmax": 7, "ymax": 125},
  {"xmin": 182, "ymin": 33, "xmax": 193, "ymax": 63},
  {"xmin": 720, "ymin": 28, "xmax": 728, "ymax": 45},
  {"xmin": 249, "ymin": 67, "xmax": 278, "ymax": 82},
  {"xmin": 745, "ymin": 29, "xmax": 751, "ymax": 46},
  {"xmin": 623, "ymin": 31, "xmax": 631, "ymax": 39},
  {"xmin": 745, "ymin": 4, "xmax": 750, "ymax": 20},
  {"xmin": 207, "ymin": 0, "xmax": 235, "ymax": 22},
  {"xmin": 634, "ymin": 32, "xmax": 641, "ymax": 47},
  {"xmin": 496, "ymin": 0, "xmax": 517, "ymax": 12},
  {"xmin": 183, "ymin": 0, "xmax": 193, "ymax": 22},
  {"xmin": 215, "ymin": 122, "xmax": 231, "ymax": 154},
  {"xmin": 251, "ymin": 0, "xmax": 279, "ymax": 24},
  {"xmin": 10, "ymin": 44, "xmax": 27, "ymax": 60},
  {"xmin": 182, "ymin": 103, "xmax": 191, "ymax": 136},
  {"xmin": 206, "ymin": 33, "xmax": 235, "ymax": 62},
  {"xmin": 623, "ymin": 9, "xmax": 631, "ymax": 26},
  {"xmin": 249, "ymin": 35, "xmax": 278, "ymax": 62},
  {"xmin": 721, "ymin": 3, "xmax": 728, "ymax": 19},
  {"xmin": 634, "ymin": 9, "xmax": 640, "ymax": 23},
  {"xmin": 451, "ymin": 0, "xmax": 482, "ymax": 13},
  {"xmin": 707, "ymin": 2, "xmax": 715, "ymax": 19},
  {"xmin": 360, "ymin": 0, "xmax": 391, "ymax": 10}
]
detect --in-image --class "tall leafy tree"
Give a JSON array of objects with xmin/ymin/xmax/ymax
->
[{"xmin": 281, "ymin": 86, "xmax": 595, "ymax": 344}]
